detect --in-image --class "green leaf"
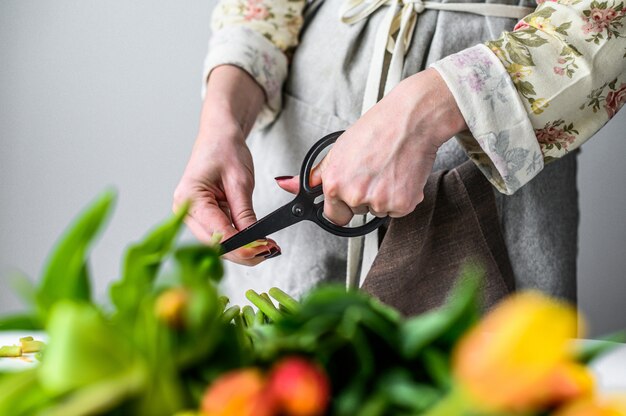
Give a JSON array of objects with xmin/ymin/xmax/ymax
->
[
  {"xmin": 504, "ymin": 35, "xmax": 535, "ymax": 66},
  {"xmin": 110, "ymin": 203, "xmax": 188, "ymax": 317},
  {"xmin": 174, "ymin": 244, "xmax": 223, "ymax": 286},
  {"xmin": 39, "ymin": 301, "xmax": 139, "ymax": 395},
  {"xmin": 532, "ymin": 6, "xmax": 556, "ymax": 18},
  {"xmin": 0, "ymin": 313, "xmax": 42, "ymax": 331},
  {"xmin": 401, "ymin": 265, "xmax": 482, "ymax": 358},
  {"xmin": 41, "ymin": 364, "xmax": 145, "ymax": 416},
  {"xmin": 421, "ymin": 347, "xmax": 451, "ymax": 389},
  {"xmin": 36, "ymin": 190, "xmax": 116, "ymax": 319},
  {"xmin": 576, "ymin": 331, "xmax": 626, "ymax": 364},
  {"xmin": 0, "ymin": 370, "xmax": 51, "ymax": 416},
  {"xmin": 379, "ymin": 370, "xmax": 441, "ymax": 412},
  {"xmin": 516, "ymin": 80, "xmax": 537, "ymax": 97}
]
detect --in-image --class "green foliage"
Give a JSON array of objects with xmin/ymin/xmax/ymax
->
[
  {"xmin": 0, "ymin": 191, "xmax": 501, "ymax": 416},
  {"xmin": 0, "ymin": 191, "xmax": 240, "ymax": 415},
  {"xmin": 37, "ymin": 191, "xmax": 116, "ymax": 321}
]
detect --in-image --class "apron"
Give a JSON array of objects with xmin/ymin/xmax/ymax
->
[{"xmin": 218, "ymin": 0, "xmax": 579, "ymax": 307}]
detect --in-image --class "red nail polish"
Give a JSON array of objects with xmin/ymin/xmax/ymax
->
[
  {"xmin": 254, "ymin": 249, "xmax": 272, "ymax": 258},
  {"xmin": 274, "ymin": 176, "xmax": 294, "ymax": 181}
]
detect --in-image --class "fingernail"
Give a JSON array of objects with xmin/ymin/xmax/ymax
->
[
  {"xmin": 274, "ymin": 176, "xmax": 294, "ymax": 181},
  {"xmin": 254, "ymin": 249, "xmax": 272, "ymax": 258},
  {"xmin": 264, "ymin": 247, "xmax": 282, "ymax": 259}
]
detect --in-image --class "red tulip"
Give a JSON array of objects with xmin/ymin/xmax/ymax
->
[
  {"xmin": 268, "ymin": 357, "xmax": 330, "ymax": 416},
  {"xmin": 201, "ymin": 368, "xmax": 276, "ymax": 416}
]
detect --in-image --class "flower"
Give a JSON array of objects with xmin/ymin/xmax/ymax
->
[
  {"xmin": 268, "ymin": 357, "xmax": 330, "ymax": 416},
  {"xmin": 552, "ymin": 396, "xmax": 626, "ymax": 415},
  {"xmin": 244, "ymin": 0, "xmax": 269, "ymax": 21},
  {"xmin": 528, "ymin": 15, "xmax": 557, "ymax": 34},
  {"xmin": 507, "ymin": 63, "xmax": 532, "ymax": 83},
  {"xmin": 582, "ymin": 7, "xmax": 621, "ymax": 34},
  {"xmin": 450, "ymin": 49, "xmax": 493, "ymax": 69},
  {"xmin": 201, "ymin": 369, "xmax": 276, "ymax": 416},
  {"xmin": 605, "ymin": 83, "xmax": 626, "ymax": 119},
  {"xmin": 460, "ymin": 72, "xmax": 487, "ymax": 93},
  {"xmin": 155, "ymin": 287, "xmax": 189, "ymax": 328},
  {"xmin": 535, "ymin": 121, "xmax": 576, "ymax": 149},
  {"xmin": 453, "ymin": 292, "xmax": 588, "ymax": 413},
  {"xmin": 531, "ymin": 98, "xmax": 550, "ymax": 114},
  {"xmin": 554, "ymin": 66, "xmax": 566, "ymax": 75},
  {"xmin": 514, "ymin": 20, "xmax": 530, "ymax": 30}
]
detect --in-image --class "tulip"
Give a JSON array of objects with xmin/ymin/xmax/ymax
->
[
  {"xmin": 155, "ymin": 287, "xmax": 189, "ymax": 328},
  {"xmin": 453, "ymin": 291, "xmax": 587, "ymax": 413},
  {"xmin": 552, "ymin": 396, "xmax": 626, "ymax": 416},
  {"xmin": 268, "ymin": 357, "xmax": 330, "ymax": 416},
  {"xmin": 201, "ymin": 368, "xmax": 275, "ymax": 416}
]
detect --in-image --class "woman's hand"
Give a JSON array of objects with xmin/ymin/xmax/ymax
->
[
  {"xmin": 174, "ymin": 65, "xmax": 280, "ymax": 265},
  {"xmin": 276, "ymin": 68, "xmax": 467, "ymax": 225}
]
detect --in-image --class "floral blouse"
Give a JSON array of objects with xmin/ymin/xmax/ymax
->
[{"xmin": 203, "ymin": 0, "xmax": 626, "ymax": 194}]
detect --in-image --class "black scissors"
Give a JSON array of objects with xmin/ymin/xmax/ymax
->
[{"xmin": 220, "ymin": 131, "xmax": 388, "ymax": 255}]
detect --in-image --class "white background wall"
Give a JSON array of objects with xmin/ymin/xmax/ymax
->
[{"xmin": 1, "ymin": 0, "xmax": 625, "ymax": 337}]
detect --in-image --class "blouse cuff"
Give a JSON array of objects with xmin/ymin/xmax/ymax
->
[
  {"xmin": 431, "ymin": 44, "xmax": 544, "ymax": 195},
  {"xmin": 202, "ymin": 26, "xmax": 288, "ymax": 129}
]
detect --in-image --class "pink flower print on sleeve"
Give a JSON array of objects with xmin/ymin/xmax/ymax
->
[{"xmin": 244, "ymin": 0, "xmax": 270, "ymax": 21}]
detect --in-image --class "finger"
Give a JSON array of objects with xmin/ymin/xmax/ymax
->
[
  {"xmin": 309, "ymin": 151, "xmax": 330, "ymax": 187},
  {"xmin": 275, "ymin": 176, "xmax": 299, "ymax": 194},
  {"xmin": 223, "ymin": 238, "xmax": 281, "ymax": 266},
  {"xmin": 352, "ymin": 205, "xmax": 369, "ymax": 215},
  {"xmin": 188, "ymin": 199, "xmax": 238, "ymax": 240},
  {"xmin": 368, "ymin": 207, "xmax": 388, "ymax": 218},
  {"xmin": 323, "ymin": 196, "xmax": 354, "ymax": 226},
  {"xmin": 188, "ymin": 200, "xmax": 270, "ymax": 263}
]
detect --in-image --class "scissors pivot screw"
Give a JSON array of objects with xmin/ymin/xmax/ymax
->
[{"xmin": 291, "ymin": 203, "xmax": 305, "ymax": 217}]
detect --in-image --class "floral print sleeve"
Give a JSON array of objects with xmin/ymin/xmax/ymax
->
[
  {"xmin": 202, "ymin": 0, "xmax": 306, "ymax": 127},
  {"xmin": 434, "ymin": 0, "xmax": 626, "ymax": 194}
]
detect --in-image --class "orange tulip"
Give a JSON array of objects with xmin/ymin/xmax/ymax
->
[
  {"xmin": 552, "ymin": 396, "xmax": 626, "ymax": 416},
  {"xmin": 201, "ymin": 368, "xmax": 276, "ymax": 416},
  {"xmin": 545, "ymin": 362, "xmax": 594, "ymax": 404},
  {"xmin": 268, "ymin": 357, "xmax": 330, "ymax": 416},
  {"xmin": 155, "ymin": 287, "xmax": 189, "ymax": 328},
  {"xmin": 453, "ymin": 291, "xmax": 588, "ymax": 412}
]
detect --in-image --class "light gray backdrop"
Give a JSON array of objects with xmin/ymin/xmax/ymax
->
[{"xmin": 1, "ymin": 0, "xmax": 625, "ymax": 336}]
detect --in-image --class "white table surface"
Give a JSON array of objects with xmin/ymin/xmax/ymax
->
[
  {"xmin": 0, "ymin": 331, "xmax": 47, "ymax": 372},
  {"xmin": 1, "ymin": 331, "xmax": 625, "ymax": 393}
]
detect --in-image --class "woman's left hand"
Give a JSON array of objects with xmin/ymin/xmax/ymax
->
[{"xmin": 276, "ymin": 68, "xmax": 468, "ymax": 225}]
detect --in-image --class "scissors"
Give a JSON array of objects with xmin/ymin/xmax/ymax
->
[{"xmin": 220, "ymin": 131, "xmax": 388, "ymax": 255}]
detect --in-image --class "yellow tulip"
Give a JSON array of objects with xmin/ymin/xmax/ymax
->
[
  {"xmin": 155, "ymin": 287, "xmax": 189, "ymax": 328},
  {"xmin": 453, "ymin": 291, "xmax": 589, "ymax": 413},
  {"xmin": 552, "ymin": 396, "xmax": 626, "ymax": 416}
]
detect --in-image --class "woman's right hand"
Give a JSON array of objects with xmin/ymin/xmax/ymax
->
[{"xmin": 173, "ymin": 65, "xmax": 281, "ymax": 265}]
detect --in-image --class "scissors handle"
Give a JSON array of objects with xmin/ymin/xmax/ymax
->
[{"xmin": 301, "ymin": 131, "xmax": 388, "ymax": 238}]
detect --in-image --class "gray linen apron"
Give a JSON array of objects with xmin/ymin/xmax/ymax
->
[{"xmin": 219, "ymin": 0, "xmax": 579, "ymax": 307}]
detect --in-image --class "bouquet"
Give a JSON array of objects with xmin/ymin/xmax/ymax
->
[{"xmin": 0, "ymin": 191, "xmax": 624, "ymax": 416}]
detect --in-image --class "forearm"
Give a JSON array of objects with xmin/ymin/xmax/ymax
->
[{"xmin": 199, "ymin": 65, "xmax": 265, "ymax": 140}]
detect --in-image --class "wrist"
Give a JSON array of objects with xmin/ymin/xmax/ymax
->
[
  {"xmin": 199, "ymin": 65, "xmax": 265, "ymax": 139},
  {"xmin": 402, "ymin": 68, "xmax": 468, "ymax": 148}
]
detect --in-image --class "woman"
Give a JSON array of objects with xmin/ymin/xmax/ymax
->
[{"xmin": 174, "ymin": 0, "xmax": 626, "ymax": 306}]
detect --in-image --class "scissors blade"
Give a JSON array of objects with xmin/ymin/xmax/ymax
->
[{"xmin": 220, "ymin": 202, "xmax": 302, "ymax": 255}]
